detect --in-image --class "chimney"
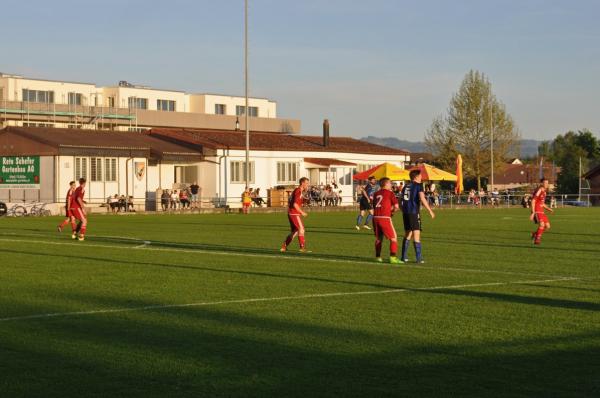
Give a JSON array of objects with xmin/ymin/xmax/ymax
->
[{"xmin": 323, "ymin": 119, "xmax": 330, "ymax": 147}]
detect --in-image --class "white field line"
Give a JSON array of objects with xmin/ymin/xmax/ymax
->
[
  {"xmin": 0, "ymin": 236, "xmax": 572, "ymax": 279},
  {"xmin": 0, "ymin": 277, "xmax": 579, "ymax": 323}
]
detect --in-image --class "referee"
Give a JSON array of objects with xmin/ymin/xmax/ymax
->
[{"xmin": 400, "ymin": 169, "xmax": 435, "ymax": 263}]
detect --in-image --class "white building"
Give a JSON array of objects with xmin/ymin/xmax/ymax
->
[
  {"xmin": 0, "ymin": 73, "xmax": 296, "ymax": 133},
  {"xmin": 0, "ymin": 126, "xmax": 410, "ymax": 213}
]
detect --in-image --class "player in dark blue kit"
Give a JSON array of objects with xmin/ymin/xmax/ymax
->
[
  {"xmin": 400, "ymin": 169, "xmax": 435, "ymax": 263},
  {"xmin": 355, "ymin": 176, "xmax": 379, "ymax": 230}
]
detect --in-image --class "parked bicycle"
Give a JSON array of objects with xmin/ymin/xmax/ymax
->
[{"xmin": 0, "ymin": 202, "xmax": 28, "ymax": 217}]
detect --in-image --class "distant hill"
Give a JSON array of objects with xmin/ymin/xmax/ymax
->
[{"xmin": 361, "ymin": 136, "xmax": 542, "ymax": 158}]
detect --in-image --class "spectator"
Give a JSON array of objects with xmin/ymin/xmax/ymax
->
[
  {"xmin": 161, "ymin": 190, "xmax": 170, "ymax": 211},
  {"xmin": 179, "ymin": 189, "xmax": 190, "ymax": 209},
  {"xmin": 242, "ymin": 187, "xmax": 252, "ymax": 214},
  {"xmin": 127, "ymin": 196, "xmax": 135, "ymax": 212},
  {"xmin": 170, "ymin": 190, "xmax": 179, "ymax": 209},
  {"xmin": 189, "ymin": 182, "xmax": 200, "ymax": 208},
  {"xmin": 252, "ymin": 188, "xmax": 265, "ymax": 207},
  {"xmin": 109, "ymin": 194, "xmax": 119, "ymax": 213},
  {"xmin": 118, "ymin": 195, "xmax": 127, "ymax": 212}
]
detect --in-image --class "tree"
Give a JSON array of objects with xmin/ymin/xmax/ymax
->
[
  {"xmin": 425, "ymin": 70, "xmax": 520, "ymax": 190},
  {"xmin": 541, "ymin": 129, "xmax": 600, "ymax": 193}
]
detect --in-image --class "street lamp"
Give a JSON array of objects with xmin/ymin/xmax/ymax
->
[{"xmin": 235, "ymin": 116, "xmax": 240, "ymax": 131}]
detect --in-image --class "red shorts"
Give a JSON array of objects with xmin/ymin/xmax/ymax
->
[
  {"xmin": 373, "ymin": 217, "xmax": 397, "ymax": 240},
  {"xmin": 72, "ymin": 208, "xmax": 87, "ymax": 222},
  {"xmin": 243, "ymin": 202, "xmax": 251, "ymax": 208},
  {"xmin": 534, "ymin": 212, "xmax": 549, "ymax": 224},
  {"xmin": 288, "ymin": 213, "xmax": 304, "ymax": 233},
  {"xmin": 65, "ymin": 207, "xmax": 74, "ymax": 218}
]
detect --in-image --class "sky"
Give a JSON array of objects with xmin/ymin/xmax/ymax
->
[{"xmin": 1, "ymin": 0, "xmax": 599, "ymax": 141}]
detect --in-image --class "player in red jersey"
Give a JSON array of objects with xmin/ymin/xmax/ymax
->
[
  {"xmin": 57, "ymin": 181, "xmax": 77, "ymax": 234},
  {"xmin": 530, "ymin": 177, "xmax": 553, "ymax": 245},
  {"xmin": 280, "ymin": 177, "xmax": 310, "ymax": 253},
  {"xmin": 70, "ymin": 178, "xmax": 88, "ymax": 241},
  {"xmin": 372, "ymin": 177, "xmax": 402, "ymax": 264}
]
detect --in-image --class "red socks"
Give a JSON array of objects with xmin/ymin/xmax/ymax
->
[
  {"xmin": 298, "ymin": 236, "xmax": 305, "ymax": 249},
  {"xmin": 284, "ymin": 234, "xmax": 294, "ymax": 247}
]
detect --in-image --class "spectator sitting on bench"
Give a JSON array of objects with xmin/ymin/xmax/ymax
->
[
  {"xmin": 179, "ymin": 189, "xmax": 190, "ymax": 209},
  {"xmin": 109, "ymin": 194, "xmax": 119, "ymax": 213},
  {"xmin": 161, "ymin": 190, "xmax": 170, "ymax": 211},
  {"xmin": 170, "ymin": 190, "xmax": 179, "ymax": 209},
  {"xmin": 251, "ymin": 188, "xmax": 265, "ymax": 207}
]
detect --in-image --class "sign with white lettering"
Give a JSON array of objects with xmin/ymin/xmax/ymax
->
[{"xmin": 0, "ymin": 156, "xmax": 40, "ymax": 189}]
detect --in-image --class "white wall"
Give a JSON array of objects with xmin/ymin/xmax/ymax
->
[
  {"xmin": 212, "ymin": 149, "xmax": 409, "ymax": 206},
  {"xmin": 102, "ymin": 87, "xmax": 189, "ymax": 112},
  {"xmin": 2, "ymin": 77, "xmax": 99, "ymax": 105},
  {"xmin": 190, "ymin": 94, "xmax": 277, "ymax": 118}
]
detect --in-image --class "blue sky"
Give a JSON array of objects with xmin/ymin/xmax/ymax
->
[{"xmin": 1, "ymin": 0, "xmax": 599, "ymax": 140}]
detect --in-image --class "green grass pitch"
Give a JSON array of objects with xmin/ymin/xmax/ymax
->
[{"xmin": 0, "ymin": 208, "xmax": 599, "ymax": 397}]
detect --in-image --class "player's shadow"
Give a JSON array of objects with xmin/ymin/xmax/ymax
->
[
  {"xmin": 426, "ymin": 288, "xmax": 600, "ymax": 312},
  {"xmin": 3, "ymin": 289, "xmax": 599, "ymax": 397},
  {"xmin": 427, "ymin": 236, "xmax": 600, "ymax": 254},
  {"xmin": 0, "ymin": 247, "xmax": 407, "ymax": 291}
]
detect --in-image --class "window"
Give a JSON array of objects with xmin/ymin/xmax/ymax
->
[
  {"xmin": 214, "ymin": 104, "xmax": 226, "ymax": 115},
  {"xmin": 68, "ymin": 92, "xmax": 83, "ymax": 105},
  {"xmin": 75, "ymin": 157, "xmax": 88, "ymax": 180},
  {"xmin": 175, "ymin": 166, "xmax": 198, "ymax": 184},
  {"xmin": 128, "ymin": 97, "xmax": 148, "ymax": 109},
  {"xmin": 157, "ymin": 99, "xmax": 176, "ymax": 112},
  {"xmin": 22, "ymin": 89, "xmax": 54, "ymax": 103},
  {"xmin": 357, "ymin": 164, "xmax": 378, "ymax": 172},
  {"xmin": 107, "ymin": 97, "xmax": 115, "ymax": 107},
  {"xmin": 277, "ymin": 162, "xmax": 299, "ymax": 184},
  {"xmin": 90, "ymin": 158, "xmax": 103, "ymax": 182},
  {"xmin": 230, "ymin": 161, "xmax": 255, "ymax": 184},
  {"xmin": 235, "ymin": 105, "xmax": 259, "ymax": 117},
  {"xmin": 105, "ymin": 158, "xmax": 117, "ymax": 182}
]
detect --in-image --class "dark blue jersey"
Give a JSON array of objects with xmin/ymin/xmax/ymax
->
[
  {"xmin": 401, "ymin": 182, "xmax": 423, "ymax": 214},
  {"xmin": 365, "ymin": 183, "xmax": 379, "ymax": 201}
]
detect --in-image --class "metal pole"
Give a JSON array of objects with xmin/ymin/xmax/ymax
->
[
  {"xmin": 578, "ymin": 156, "xmax": 582, "ymax": 201},
  {"xmin": 244, "ymin": 0, "xmax": 250, "ymax": 188},
  {"xmin": 489, "ymin": 85, "xmax": 494, "ymax": 192}
]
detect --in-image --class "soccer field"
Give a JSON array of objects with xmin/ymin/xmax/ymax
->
[{"xmin": 0, "ymin": 208, "xmax": 598, "ymax": 397}]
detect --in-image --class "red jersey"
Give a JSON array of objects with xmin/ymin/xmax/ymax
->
[
  {"xmin": 532, "ymin": 187, "xmax": 546, "ymax": 213},
  {"xmin": 288, "ymin": 187, "xmax": 303, "ymax": 215},
  {"xmin": 373, "ymin": 189, "xmax": 399, "ymax": 218},
  {"xmin": 65, "ymin": 188, "xmax": 74, "ymax": 209},
  {"xmin": 70, "ymin": 186, "xmax": 85, "ymax": 209}
]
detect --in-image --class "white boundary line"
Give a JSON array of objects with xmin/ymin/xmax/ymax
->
[
  {"xmin": 0, "ymin": 237, "xmax": 573, "ymax": 279},
  {"xmin": 0, "ymin": 277, "xmax": 579, "ymax": 322}
]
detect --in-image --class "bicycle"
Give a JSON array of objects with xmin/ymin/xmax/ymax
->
[
  {"xmin": 28, "ymin": 202, "xmax": 51, "ymax": 217},
  {"xmin": 2, "ymin": 203, "xmax": 28, "ymax": 217}
]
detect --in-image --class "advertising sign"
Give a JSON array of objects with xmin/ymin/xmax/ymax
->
[{"xmin": 0, "ymin": 156, "xmax": 41, "ymax": 189}]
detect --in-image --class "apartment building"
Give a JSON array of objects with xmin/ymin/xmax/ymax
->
[{"xmin": 0, "ymin": 73, "xmax": 298, "ymax": 133}]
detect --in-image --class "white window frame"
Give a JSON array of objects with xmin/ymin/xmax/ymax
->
[
  {"xmin": 75, "ymin": 157, "xmax": 88, "ymax": 180},
  {"xmin": 230, "ymin": 161, "xmax": 255, "ymax": 184},
  {"xmin": 157, "ymin": 99, "xmax": 176, "ymax": 112},
  {"xmin": 214, "ymin": 104, "xmax": 226, "ymax": 115},
  {"xmin": 276, "ymin": 161, "xmax": 299, "ymax": 184},
  {"xmin": 105, "ymin": 158, "xmax": 117, "ymax": 182},
  {"xmin": 90, "ymin": 157, "xmax": 103, "ymax": 182}
]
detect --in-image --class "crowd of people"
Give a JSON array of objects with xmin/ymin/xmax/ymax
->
[
  {"xmin": 160, "ymin": 182, "xmax": 201, "ymax": 211},
  {"xmin": 107, "ymin": 195, "xmax": 135, "ymax": 213}
]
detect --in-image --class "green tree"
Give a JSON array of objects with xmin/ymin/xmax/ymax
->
[
  {"xmin": 425, "ymin": 70, "xmax": 520, "ymax": 189},
  {"xmin": 542, "ymin": 130, "xmax": 600, "ymax": 193}
]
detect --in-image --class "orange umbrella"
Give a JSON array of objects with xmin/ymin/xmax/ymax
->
[
  {"xmin": 410, "ymin": 163, "xmax": 457, "ymax": 181},
  {"xmin": 455, "ymin": 155, "xmax": 464, "ymax": 194}
]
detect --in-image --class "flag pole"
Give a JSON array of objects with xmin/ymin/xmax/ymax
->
[{"xmin": 244, "ymin": 0, "xmax": 250, "ymax": 189}]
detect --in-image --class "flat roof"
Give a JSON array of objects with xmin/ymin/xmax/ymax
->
[{"xmin": 0, "ymin": 72, "xmax": 96, "ymax": 86}]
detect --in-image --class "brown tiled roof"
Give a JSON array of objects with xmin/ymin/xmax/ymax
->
[
  {"xmin": 493, "ymin": 163, "xmax": 559, "ymax": 185},
  {"xmin": 583, "ymin": 164, "xmax": 600, "ymax": 179},
  {"xmin": 0, "ymin": 126, "xmax": 202, "ymax": 159},
  {"xmin": 147, "ymin": 128, "xmax": 409, "ymax": 155},
  {"xmin": 304, "ymin": 158, "xmax": 357, "ymax": 167}
]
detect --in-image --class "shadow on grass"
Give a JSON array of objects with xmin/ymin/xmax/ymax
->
[
  {"xmin": 1, "ymin": 290, "xmax": 599, "ymax": 397},
  {"xmin": 0, "ymin": 247, "xmax": 404, "ymax": 291}
]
